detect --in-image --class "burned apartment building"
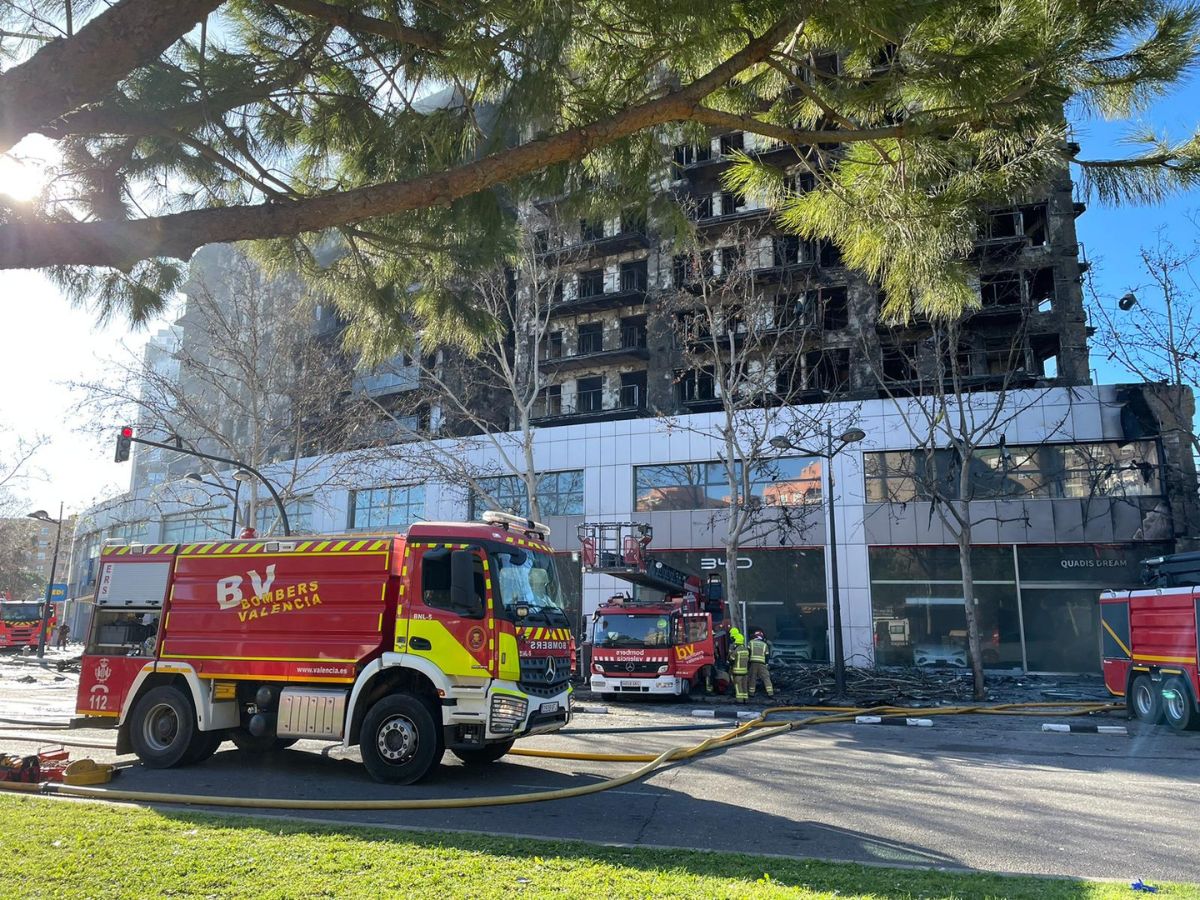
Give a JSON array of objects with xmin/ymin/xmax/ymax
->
[{"xmin": 517, "ymin": 129, "xmax": 1091, "ymax": 429}]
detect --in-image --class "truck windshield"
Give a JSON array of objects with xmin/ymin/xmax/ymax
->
[
  {"xmin": 0, "ymin": 603, "xmax": 42, "ymax": 622},
  {"xmin": 593, "ymin": 613, "xmax": 673, "ymax": 648},
  {"xmin": 492, "ymin": 548, "xmax": 570, "ymax": 625}
]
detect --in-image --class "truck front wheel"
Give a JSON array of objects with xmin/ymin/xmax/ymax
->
[
  {"xmin": 1162, "ymin": 678, "xmax": 1197, "ymax": 732},
  {"xmin": 1130, "ymin": 675, "xmax": 1163, "ymax": 724},
  {"xmin": 360, "ymin": 694, "xmax": 442, "ymax": 784},
  {"xmin": 452, "ymin": 740, "xmax": 514, "ymax": 765},
  {"xmin": 130, "ymin": 685, "xmax": 198, "ymax": 768}
]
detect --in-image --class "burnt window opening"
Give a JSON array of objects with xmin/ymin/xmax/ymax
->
[
  {"xmin": 577, "ymin": 322, "xmax": 604, "ymax": 354},
  {"xmin": 689, "ymin": 194, "xmax": 714, "ymax": 220},
  {"xmin": 673, "ymin": 251, "xmax": 714, "ymax": 287},
  {"xmin": 620, "ymin": 259, "xmax": 648, "ymax": 292},
  {"xmin": 775, "ymin": 356, "xmax": 803, "ymax": 396},
  {"xmin": 806, "ymin": 348, "xmax": 851, "ymax": 393},
  {"xmin": 620, "ymin": 371, "xmax": 647, "ymax": 409},
  {"xmin": 533, "ymin": 230, "xmax": 550, "ymax": 254},
  {"xmin": 677, "ymin": 367, "xmax": 717, "ymax": 403},
  {"xmin": 580, "ymin": 219, "xmax": 605, "ymax": 242},
  {"xmin": 803, "ymin": 52, "xmax": 840, "ymax": 84},
  {"xmin": 984, "ymin": 340, "xmax": 1024, "ymax": 375},
  {"xmin": 1032, "ymin": 334, "xmax": 1061, "ymax": 378},
  {"xmin": 1020, "ymin": 204, "xmax": 1048, "ymax": 247},
  {"xmin": 937, "ymin": 345, "xmax": 975, "ymax": 379},
  {"xmin": 543, "ymin": 331, "xmax": 564, "ymax": 360},
  {"xmin": 980, "ymin": 271, "xmax": 1022, "ymax": 307},
  {"xmin": 673, "ymin": 143, "xmax": 712, "ymax": 167},
  {"xmin": 539, "ymin": 384, "xmax": 562, "ymax": 417},
  {"xmin": 719, "ymin": 132, "xmax": 744, "ymax": 155},
  {"xmin": 773, "ymin": 235, "xmax": 804, "ymax": 267},
  {"xmin": 881, "ymin": 344, "xmax": 918, "ymax": 382},
  {"xmin": 578, "ymin": 269, "xmax": 605, "ymax": 298},
  {"xmin": 1026, "ymin": 267, "xmax": 1056, "ymax": 311},
  {"xmin": 774, "ymin": 293, "xmax": 805, "ymax": 329},
  {"xmin": 984, "ymin": 210, "xmax": 1020, "ymax": 240},
  {"xmin": 577, "ymin": 376, "xmax": 605, "ymax": 412},
  {"xmin": 539, "ymin": 281, "xmax": 565, "ymax": 305},
  {"xmin": 720, "ymin": 245, "xmax": 743, "ymax": 275},
  {"xmin": 719, "ymin": 191, "xmax": 747, "ymax": 217},
  {"xmin": 677, "ymin": 311, "xmax": 712, "ymax": 343},
  {"xmin": 620, "ymin": 316, "xmax": 647, "ymax": 349},
  {"xmin": 818, "ymin": 240, "xmax": 842, "ymax": 268},
  {"xmin": 807, "ymin": 286, "xmax": 849, "ymax": 330}
]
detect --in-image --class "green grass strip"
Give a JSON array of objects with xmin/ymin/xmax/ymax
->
[{"xmin": 0, "ymin": 794, "xmax": 1196, "ymax": 899}]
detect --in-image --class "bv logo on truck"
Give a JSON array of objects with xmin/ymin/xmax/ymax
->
[{"xmin": 216, "ymin": 564, "xmax": 324, "ymax": 622}]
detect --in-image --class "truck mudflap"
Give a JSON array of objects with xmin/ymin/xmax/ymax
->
[{"xmin": 591, "ymin": 674, "xmax": 687, "ymax": 695}]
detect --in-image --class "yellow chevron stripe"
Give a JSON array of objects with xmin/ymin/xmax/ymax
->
[
  {"xmin": 332, "ymin": 540, "xmax": 349, "ymax": 551},
  {"xmin": 351, "ymin": 539, "xmax": 367, "ymax": 551},
  {"xmin": 214, "ymin": 543, "xmax": 233, "ymax": 554},
  {"xmin": 313, "ymin": 541, "xmax": 330, "ymax": 551}
]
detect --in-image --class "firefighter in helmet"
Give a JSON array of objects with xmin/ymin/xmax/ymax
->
[
  {"xmin": 747, "ymin": 629, "xmax": 774, "ymax": 699},
  {"xmin": 730, "ymin": 631, "xmax": 751, "ymax": 703}
]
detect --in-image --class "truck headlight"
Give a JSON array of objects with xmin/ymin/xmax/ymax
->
[
  {"xmin": 490, "ymin": 694, "xmax": 528, "ymax": 734},
  {"xmin": 657, "ymin": 665, "xmax": 669, "ymax": 675},
  {"xmin": 592, "ymin": 662, "xmax": 604, "ymax": 673}
]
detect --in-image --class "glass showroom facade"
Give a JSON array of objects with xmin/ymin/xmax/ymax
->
[{"xmin": 868, "ymin": 542, "xmax": 1171, "ymax": 673}]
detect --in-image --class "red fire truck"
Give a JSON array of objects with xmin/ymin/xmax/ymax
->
[
  {"xmin": 74, "ymin": 512, "xmax": 574, "ymax": 783},
  {"xmin": 1101, "ymin": 552, "xmax": 1200, "ymax": 732},
  {"xmin": 579, "ymin": 522, "xmax": 727, "ymax": 697},
  {"xmin": 0, "ymin": 598, "xmax": 54, "ymax": 650}
]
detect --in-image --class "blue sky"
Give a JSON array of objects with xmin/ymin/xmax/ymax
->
[{"xmin": 1071, "ymin": 75, "xmax": 1200, "ymax": 383}]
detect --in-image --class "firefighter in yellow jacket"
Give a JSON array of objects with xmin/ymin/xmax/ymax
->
[
  {"xmin": 730, "ymin": 632, "xmax": 751, "ymax": 703},
  {"xmin": 747, "ymin": 629, "xmax": 774, "ymax": 699}
]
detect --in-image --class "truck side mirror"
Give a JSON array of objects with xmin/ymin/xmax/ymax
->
[{"xmin": 450, "ymin": 550, "xmax": 484, "ymax": 618}]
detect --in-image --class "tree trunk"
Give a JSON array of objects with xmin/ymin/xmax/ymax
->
[{"xmin": 957, "ymin": 521, "xmax": 987, "ymax": 700}]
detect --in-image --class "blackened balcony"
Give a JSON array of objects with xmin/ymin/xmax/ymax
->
[
  {"xmin": 530, "ymin": 386, "xmax": 647, "ymax": 426},
  {"xmin": 551, "ymin": 268, "xmax": 649, "ymax": 316},
  {"xmin": 540, "ymin": 327, "xmax": 650, "ymax": 373}
]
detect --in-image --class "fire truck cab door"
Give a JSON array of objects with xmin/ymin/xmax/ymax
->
[
  {"xmin": 674, "ymin": 613, "xmax": 715, "ymax": 678},
  {"xmin": 406, "ymin": 546, "xmax": 493, "ymax": 680}
]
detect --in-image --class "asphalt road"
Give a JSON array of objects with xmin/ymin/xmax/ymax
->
[{"xmin": 3, "ymin": 651, "xmax": 1199, "ymax": 882}]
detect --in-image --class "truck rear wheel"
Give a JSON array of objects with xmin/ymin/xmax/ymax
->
[
  {"xmin": 129, "ymin": 685, "xmax": 198, "ymax": 768},
  {"xmin": 1162, "ymin": 678, "xmax": 1197, "ymax": 732},
  {"xmin": 1130, "ymin": 675, "xmax": 1163, "ymax": 724},
  {"xmin": 360, "ymin": 694, "xmax": 442, "ymax": 784},
  {"xmin": 452, "ymin": 740, "xmax": 514, "ymax": 765}
]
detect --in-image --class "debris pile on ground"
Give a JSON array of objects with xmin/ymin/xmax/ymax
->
[{"xmin": 575, "ymin": 666, "xmax": 1113, "ymax": 709}]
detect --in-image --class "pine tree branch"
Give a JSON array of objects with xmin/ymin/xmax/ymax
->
[
  {"xmin": 0, "ymin": 12, "xmax": 804, "ymax": 270},
  {"xmin": 269, "ymin": 0, "xmax": 445, "ymax": 53},
  {"xmin": 0, "ymin": 0, "xmax": 223, "ymax": 153}
]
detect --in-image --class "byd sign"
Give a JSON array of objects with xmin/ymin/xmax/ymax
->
[{"xmin": 699, "ymin": 557, "xmax": 752, "ymax": 571}]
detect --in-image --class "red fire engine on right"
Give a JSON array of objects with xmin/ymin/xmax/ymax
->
[
  {"xmin": 1101, "ymin": 551, "xmax": 1200, "ymax": 731},
  {"xmin": 579, "ymin": 522, "xmax": 729, "ymax": 698}
]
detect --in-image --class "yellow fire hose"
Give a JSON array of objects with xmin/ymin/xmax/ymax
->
[{"xmin": 0, "ymin": 702, "xmax": 1121, "ymax": 810}]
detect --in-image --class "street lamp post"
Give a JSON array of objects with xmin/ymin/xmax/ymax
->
[
  {"xmin": 770, "ymin": 426, "xmax": 867, "ymax": 696},
  {"xmin": 27, "ymin": 503, "xmax": 64, "ymax": 658},
  {"xmin": 185, "ymin": 469, "xmax": 255, "ymax": 538}
]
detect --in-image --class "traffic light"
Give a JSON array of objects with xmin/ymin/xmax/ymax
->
[{"xmin": 115, "ymin": 426, "xmax": 133, "ymax": 463}]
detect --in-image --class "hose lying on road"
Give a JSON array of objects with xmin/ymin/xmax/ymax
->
[{"xmin": 0, "ymin": 702, "xmax": 1120, "ymax": 810}]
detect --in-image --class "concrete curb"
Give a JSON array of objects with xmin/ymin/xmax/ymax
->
[
  {"xmin": 854, "ymin": 715, "xmax": 933, "ymax": 727},
  {"xmin": 1041, "ymin": 723, "xmax": 1128, "ymax": 735}
]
